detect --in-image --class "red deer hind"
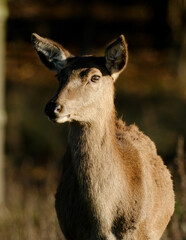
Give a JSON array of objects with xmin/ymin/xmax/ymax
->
[{"xmin": 32, "ymin": 33, "xmax": 174, "ymax": 240}]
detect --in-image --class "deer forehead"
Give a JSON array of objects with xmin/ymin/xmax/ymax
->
[
  {"xmin": 58, "ymin": 57, "xmax": 110, "ymax": 85},
  {"xmin": 65, "ymin": 56, "xmax": 109, "ymax": 74}
]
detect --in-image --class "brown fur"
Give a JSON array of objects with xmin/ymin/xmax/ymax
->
[{"xmin": 32, "ymin": 33, "xmax": 175, "ymax": 240}]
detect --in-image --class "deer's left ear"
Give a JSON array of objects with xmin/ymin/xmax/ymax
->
[
  {"xmin": 31, "ymin": 33, "xmax": 72, "ymax": 73},
  {"xmin": 105, "ymin": 35, "xmax": 128, "ymax": 81}
]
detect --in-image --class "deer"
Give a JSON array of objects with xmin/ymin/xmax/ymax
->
[{"xmin": 31, "ymin": 33, "xmax": 175, "ymax": 240}]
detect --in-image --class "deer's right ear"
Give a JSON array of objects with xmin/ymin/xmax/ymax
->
[{"xmin": 31, "ymin": 33, "xmax": 72, "ymax": 72}]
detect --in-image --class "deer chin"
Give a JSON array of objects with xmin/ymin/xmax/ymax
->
[
  {"xmin": 50, "ymin": 114, "xmax": 71, "ymax": 124},
  {"xmin": 56, "ymin": 114, "xmax": 71, "ymax": 123}
]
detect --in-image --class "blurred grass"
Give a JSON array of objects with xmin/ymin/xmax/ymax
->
[{"xmin": 0, "ymin": 164, "xmax": 64, "ymax": 240}]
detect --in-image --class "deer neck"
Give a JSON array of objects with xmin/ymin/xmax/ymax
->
[{"xmin": 68, "ymin": 109, "xmax": 119, "ymax": 178}]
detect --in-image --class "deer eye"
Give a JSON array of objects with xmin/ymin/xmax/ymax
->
[{"xmin": 91, "ymin": 75, "xmax": 100, "ymax": 82}]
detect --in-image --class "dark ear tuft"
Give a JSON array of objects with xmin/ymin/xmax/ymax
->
[
  {"xmin": 105, "ymin": 35, "xmax": 128, "ymax": 81},
  {"xmin": 31, "ymin": 33, "xmax": 72, "ymax": 72}
]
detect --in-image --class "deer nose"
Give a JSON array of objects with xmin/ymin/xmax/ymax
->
[
  {"xmin": 45, "ymin": 102, "xmax": 62, "ymax": 119},
  {"xmin": 54, "ymin": 104, "xmax": 62, "ymax": 114}
]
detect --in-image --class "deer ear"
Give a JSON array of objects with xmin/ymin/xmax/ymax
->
[
  {"xmin": 105, "ymin": 35, "xmax": 128, "ymax": 81},
  {"xmin": 31, "ymin": 33, "xmax": 72, "ymax": 73}
]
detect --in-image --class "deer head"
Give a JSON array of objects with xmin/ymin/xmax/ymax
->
[{"xmin": 32, "ymin": 33, "xmax": 128, "ymax": 123}]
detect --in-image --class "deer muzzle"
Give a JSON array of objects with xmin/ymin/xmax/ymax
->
[
  {"xmin": 45, "ymin": 101, "xmax": 71, "ymax": 123},
  {"xmin": 45, "ymin": 101, "xmax": 62, "ymax": 119}
]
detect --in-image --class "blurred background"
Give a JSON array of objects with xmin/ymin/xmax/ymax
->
[{"xmin": 0, "ymin": 0, "xmax": 185, "ymax": 239}]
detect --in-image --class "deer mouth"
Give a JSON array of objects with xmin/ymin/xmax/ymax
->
[{"xmin": 54, "ymin": 114, "xmax": 71, "ymax": 123}]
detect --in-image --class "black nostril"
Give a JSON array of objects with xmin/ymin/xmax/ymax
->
[
  {"xmin": 45, "ymin": 101, "xmax": 62, "ymax": 119},
  {"xmin": 54, "ymin": 104, "xmax": 62, "ymax": 114}
]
